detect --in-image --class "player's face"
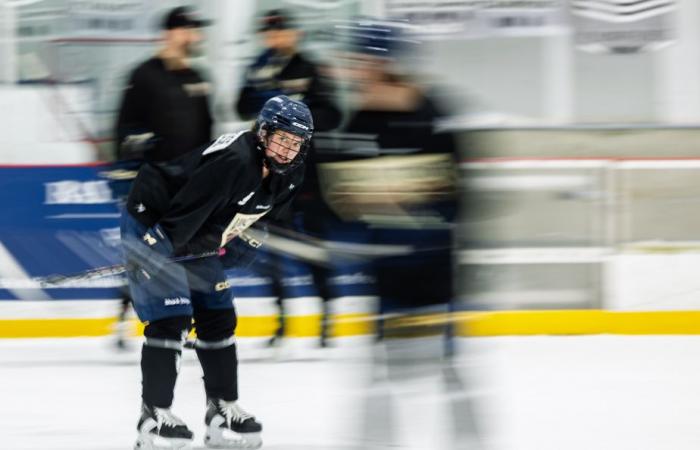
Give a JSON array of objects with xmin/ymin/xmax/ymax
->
[
  {"xmin": 183, "ymin": 27, "xmax": 204, "ymax": 57},
  {"xmin": 263, "ymin": 29, "xmax": 300, "ymax": 53},
  {"xmin": 341, "ymin": 52, "xmax": 385, "ymax": 85},
  {"xmin": 265, "ymin": 130, "xmax": 303, "ymax": 165},
  {"xmin": 168, "ymin": 27, "xmax": 204, "ymax": 57}
]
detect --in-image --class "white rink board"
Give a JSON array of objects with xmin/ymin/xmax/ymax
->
[{"xmin": 606, "ymin": 253, "xmax": 700, "ymax": 310}]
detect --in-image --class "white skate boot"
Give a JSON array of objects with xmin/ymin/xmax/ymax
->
[
  {"xmin": 134, "ymin": 403, "xmax": 194, "ymax": 450},
  {"xmin": 204, "ymin": 398, "xmax": 262, "ymax": 449}
]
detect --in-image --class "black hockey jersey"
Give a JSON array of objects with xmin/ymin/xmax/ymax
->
[
  {"xmin": 126, "ymin": 131, "xmax": 304, "ymax": 255},
  {"xmin": 115, "ymin": 57, "xmax": 213, "ymax": 162}
]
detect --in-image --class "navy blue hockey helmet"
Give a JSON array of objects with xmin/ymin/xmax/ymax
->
[{"xmin": 255, "ymin": 95, "xmax": 313, "ymax": 174}]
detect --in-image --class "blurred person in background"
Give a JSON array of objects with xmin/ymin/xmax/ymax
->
[
  {"xmin": 235, "ymin": 9, "xmax": 342, "ymax": 348},
  {"xmin": 110, "ymin": 6, "xmax": 214, "ymax": 349},
  {"xmin": 235, "ymin": 9, "xmax": 339, "ymax": 129},
  {"xmin": 123, "ymin": 95, "xmax": 313, "ymax": 449},
  {"xmin": 338, "ymin": 19, "xmax": 458, "ymax": 337},
  {"xmin": 116, "ymin": 5, "xmax": 213, "ymax": 163},
  {"xmin": 326, "ymin": 19, "xmax": 480, "ymax": 449}
]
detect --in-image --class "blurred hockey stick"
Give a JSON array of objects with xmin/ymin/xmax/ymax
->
[
  {"xmin": 29, "ymin": 223, "xmax": 440, "ymax": 287},
  {"xmin": 28, "ymin": 224, "xmax": 363, "ymax": 287},
  {"xmin": 244, "ymin": 224, "xmax": 418, "ymax": 266},
  {"xmin": 22, "ymin": 229, "xmax": 332, "ymax": 288},
  {"xmin": 34, "ymin": 249, "xmax": 220, "ymax": 288}
]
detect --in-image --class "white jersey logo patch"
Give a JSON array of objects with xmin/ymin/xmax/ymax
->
[
  {"xmin": 203, "ymin": 131, "xmax": 245, "ymax": 155},
  {"xmin": 220, "ymin": 211, "xmax": 269, "ymax": 247},
  {"xmin": 237, "ymin": 191, "xmax": 255, "ymax": 206}
]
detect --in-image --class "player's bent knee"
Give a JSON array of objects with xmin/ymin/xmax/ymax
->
[
  {"xmin": 194, "ymin": 308, "xmax": 237, "ymax": 343},
  {"xmin": 144, "ymin": 315, "xmax": 192, "ymax": 343}
]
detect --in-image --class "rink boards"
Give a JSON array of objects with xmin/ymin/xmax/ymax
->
[
  {"xmin": 3, "ymin": 165, "xmax": 700, "ymax": 337},
  {"xmin": 4, "ymin": 300, "xmax": 700, "ymax": 338}
]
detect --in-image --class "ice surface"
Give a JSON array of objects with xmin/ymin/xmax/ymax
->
[{"xmin": 2, "ymin": 335, "xmax": 700, "ymax": 450}]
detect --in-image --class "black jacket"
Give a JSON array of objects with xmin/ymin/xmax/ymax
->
[
  {"xmin": 126, "ymin": 131, "xmax": 304, "ymax": 255},
  {"xmin": 115, "ymin": 57, "xmax": 213, "ymax": 162},
  {"xmin": 235, "ymin": 50, "xmax": 340, "ymax": 132}
]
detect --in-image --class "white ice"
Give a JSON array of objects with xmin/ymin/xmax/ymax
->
[{"xmin": 2, "ymin": 335, "xmax": 700, "ymax": 450}]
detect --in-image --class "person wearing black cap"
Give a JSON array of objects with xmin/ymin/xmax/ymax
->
[
  {"xmin": 115, "ymin": 5, "xmax": 213, "ymax": 164},
  {"xmin": 110, "ymin": 6, "xmax": 214, "ymax": 351},
  {"xmin": 235, "ymin": 9, "xmax": 340, "ymax": 130}
]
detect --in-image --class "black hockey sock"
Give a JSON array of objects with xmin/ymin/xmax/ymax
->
[
  {"xmin": 196, "ymin": 343, "xmax": 238, "ymax": 401},
  {"xmin": 141, "ymin": 345, "xmax": 181, "ymax": 408}
]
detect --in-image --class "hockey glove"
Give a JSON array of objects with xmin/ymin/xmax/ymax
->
[
  {"xmin": 119, "ymin": 131, "xmax": 157, "ymax": 160},
  {"xmin": 219, "ymin": 227, "xmax": 268, "ymax": 269}
]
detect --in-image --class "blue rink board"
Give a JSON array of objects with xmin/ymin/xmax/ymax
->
[
  {"xmin": 0, "ymin": 165, "xmax": 123, "ymax": 300},
  {"xmin": 0, "ymin": 165, "xmax": 377, "ymax": 302}
]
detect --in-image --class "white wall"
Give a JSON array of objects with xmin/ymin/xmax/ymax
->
[
  {"xmin": 0, "ymin": 86, "xmax": 95, "ymax": 164},
  {"xmin": 0, "ymin": 1, "xmax": 16, "ymax": 83},
  {"xmin": 607, "ymin": 254, "xmax": 700, "ymax": 310}
]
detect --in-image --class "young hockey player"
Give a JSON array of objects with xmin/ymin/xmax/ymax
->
[{"xmin": 121, "ymin": 95, "xmax": 313, "ymax": 449}]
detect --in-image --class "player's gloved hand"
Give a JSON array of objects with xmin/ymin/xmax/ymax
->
[
  {"xmin": 219, "ymin": 227, "xmax": 267, "ymax": 269},
  {"xmin": 240, "ymin": 225, "xmax": 268, "ymax": 249},
  {"xmin": 119, "ymin": 131, "xmax": 157, "ymax": 160}
]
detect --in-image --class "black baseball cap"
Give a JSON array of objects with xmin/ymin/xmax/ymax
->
[
  {"xmin": 257, "ymin": 9, "xmax": 296, "ymax": 32},
  {"xmin": 162, "ymin": 6, "xmax": 212, "ymax": 30}
]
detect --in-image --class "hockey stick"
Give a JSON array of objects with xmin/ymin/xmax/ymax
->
[
  {"xmin": 20, "ymin": 228, "xmax": 355, "ymax": 288},
  {"xmin": 243, "ymin": 226, "xmax": 414, "ymax": 265},
  {"xmin": 247, "ymin": 222, "xmax": 451, "ymax": 265},
  {"xmin": 27, "ymin": 223, "xmax": 445, "ymax": 287},
  {"xmin": 34, "ymin": 249, "xmax": 220, "ymax": 288}
]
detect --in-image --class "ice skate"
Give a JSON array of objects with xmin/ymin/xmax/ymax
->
[
  {"xmin": 204, "ymin": 398, "xmax": 262, "ymax": 449},
  {"xmin": 135, "ymin": 403, "xmax": 194, "ymax": 450}
]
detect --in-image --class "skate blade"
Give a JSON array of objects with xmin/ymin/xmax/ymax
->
[
  {"xmin": 135, "ymin": 434, "xmax": 193, "ymax": 450},
  {"xmin": 204, "ymin": 431, "xmax": 262, "ymax": 449}
]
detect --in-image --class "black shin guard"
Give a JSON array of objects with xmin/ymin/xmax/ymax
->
[
  {"xmin": 141, "ymin": 345, "xmax": 181, "ymax": 408},
  {"xmin": 196, "ymin": 343, "xmax": 238, "ymax": 401},
  {"xmin": 193, "ymin": 308, "xmax": 238, "ymax": 401},
  {"xmin": 141, "ymin": 316, "xmax": 191, "ymax": 408}
]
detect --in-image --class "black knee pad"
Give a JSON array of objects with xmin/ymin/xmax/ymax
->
[
  {"xmin": 193, "ymin": 308, "xmax": 237, "ymax": 342},
  {"xmin": 144, "ymin": 315, "xmax": 192, "ymax": 341}
]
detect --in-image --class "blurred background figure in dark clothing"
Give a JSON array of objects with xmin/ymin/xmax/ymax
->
[
  {"xmin": 235, "ymin": 9, "xmax": 340, "ymax": 130},
  {"xmin": 116, "ymin": 5, "xmax": 213, "ymax": 164},
  {"xmin": 332, "ymin": 18, "xmax": 459, "ymax": 332},
  {"xmin": 320, "ymin": 18, "xmax": 480, "ymax": 449},
  {"xmin": 110, "ymin": 5, "xmax": 214, "ymax": 349}
]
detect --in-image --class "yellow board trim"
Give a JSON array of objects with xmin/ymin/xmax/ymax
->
[
  {"xmin": 0, "ymin": 318, "xmax": 118, "ymax": 338},
  {"xmin": 457, "ymin": 310, "xmax": 700, "ymax": 336},
  {"xmin": 5, "ymin": 310, "xmax": 700, "ymax": 338},
  {"xmin": 234, "ymin": 316, "xmax": 278, "ymax": 337},
  {"xmin": 284, "ymin": 314, "xmax": 323, "ymax": 338},
  {"xmin": 329, "ymin": 313, "xmax": 375, "ymax": 337}
]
